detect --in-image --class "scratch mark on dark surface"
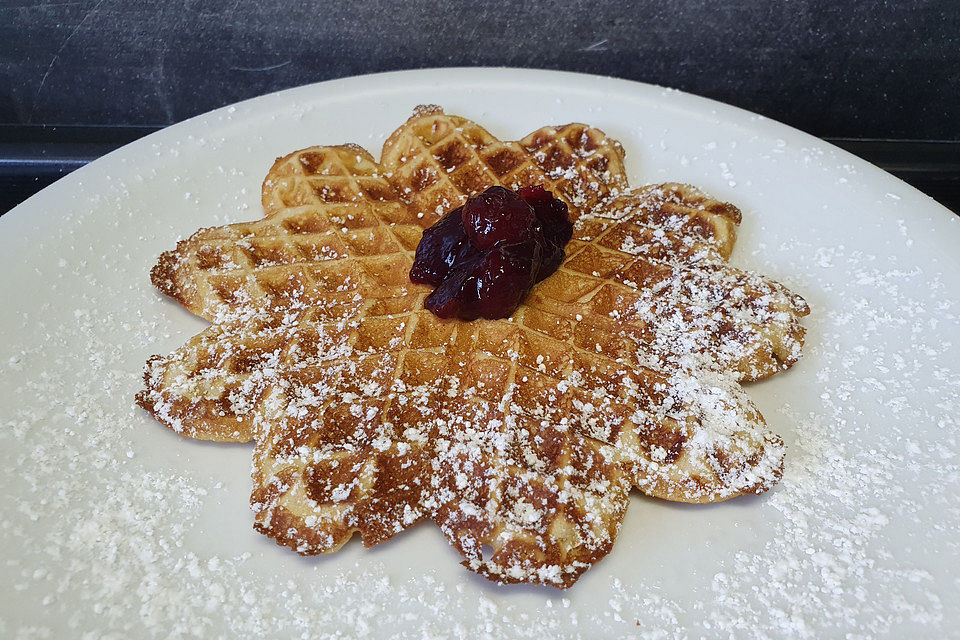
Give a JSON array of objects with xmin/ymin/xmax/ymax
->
[
  {"xmin": 30, "ymin": 0, "xmax": 107, "ymax": 120},
  {"xmin": 231, "ymin": 60, "xmax": 293, "ymax": 72},
  {"xmin": 580, "ymin": 39, "xmax": 609, "ymax": 52},
  {"xmin": 156, "ymin": 40, "xmax": 174, "ymax": 123}
]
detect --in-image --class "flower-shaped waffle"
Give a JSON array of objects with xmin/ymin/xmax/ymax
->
[{"xmin": 138, "ymin": 107, "xmax": 809, "ymax": 587}]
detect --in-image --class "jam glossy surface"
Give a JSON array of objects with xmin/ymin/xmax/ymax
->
[
  {"xmin": 409, "ymin": 206, "xmax": 478, "ymax": 286},
  {"xmin": 462, "ymin": 186, "xmax": 537, "ymax": 251},
  {"xmin": 412, "ymin": 185, "xmax": 571, "ymax": 320}
]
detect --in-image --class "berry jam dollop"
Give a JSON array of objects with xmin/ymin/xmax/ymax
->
[{"xmin": 410, "ymin": 185, "xmax": 573, "ymax": 320}]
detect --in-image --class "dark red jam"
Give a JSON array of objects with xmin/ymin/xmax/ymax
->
[{"xmin": 410, "ymin": 185, "xmax": 573, "ymax": 320}]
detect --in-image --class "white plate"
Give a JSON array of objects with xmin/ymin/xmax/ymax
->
[{"xmin": 2, "ymin": 68, "xmax": 958, "ymax": 639}]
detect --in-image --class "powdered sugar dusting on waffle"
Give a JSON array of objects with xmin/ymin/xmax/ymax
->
[{"xmin": 135, "ymin": 108, "xmax": 809, "ymax": 587}]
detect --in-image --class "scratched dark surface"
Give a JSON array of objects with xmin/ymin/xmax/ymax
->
[{"xmin": 1, "ymin": 0, "xmax": 958, "ymax": 139}]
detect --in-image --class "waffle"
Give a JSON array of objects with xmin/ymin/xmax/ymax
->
[
  {"xmin": 379, "ymin": 104, "xmax": 627, "ymax": 227},
  {"xmin": 138, "ymin": 107, "xmax": 809, "ymax": 587},
  {"xmin": 246, "ymin": 310, "xmax": 635, "ymax": 586}
]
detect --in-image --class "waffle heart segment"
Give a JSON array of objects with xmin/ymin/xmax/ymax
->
[
  {"xmin": 379, "ymin": 104, "xmax": 629, "ymax": 228},
  {"xmin": 246, "ymin": 313, "xmax": 634, "ymax": 588},
  {"xmin": 137, "ymin": 106, "xmax": 809, "ymax": 587}
]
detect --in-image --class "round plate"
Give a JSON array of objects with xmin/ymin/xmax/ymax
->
[{"xmin": 2, "ymin": 68, "xmax": 958, "ymax": 639}]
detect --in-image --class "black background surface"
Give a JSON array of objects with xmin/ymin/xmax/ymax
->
[
  {"xmin": 1, "ymin": 0, "xmax": 958, "ymax": 213},
  {"xmin": 3, "ymin": 0, "xmax": 958, "ymax": 137}
]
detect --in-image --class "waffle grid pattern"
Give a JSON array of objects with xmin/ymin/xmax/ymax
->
[
  {"xmin": 533, "ymin": 183, "xmax": 808, "ymax": 382},
  {"xmin": 380, "ymin": 108, "xmax": 628, "ymax": 227},
  {"xmin": 248, "ymin": 313, "xmax": 637, "ymax": 587},
  {"xmin": 137, "ymin": 107, "xmax": 809, "ymax": 587}
]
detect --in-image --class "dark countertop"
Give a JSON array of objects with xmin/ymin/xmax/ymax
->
[
  {"xmin": 4, "ymin": 1, "xmax": 958, "ymax": 140},
  {"xmin": 3, "ymin": 1, "xmax": 957, "ymax": 215}
]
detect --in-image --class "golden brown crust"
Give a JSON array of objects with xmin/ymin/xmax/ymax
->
[
  {"xmin": 137, "ymin": 106, "xmax": 810, "ymax": 588},
  {"xmin": 136, "ymin": 347, "xmax": 260, "ymax": 443},
  {"xmin": 150, "ymin": 240, "xmax": 202, "ymax": 317}
]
